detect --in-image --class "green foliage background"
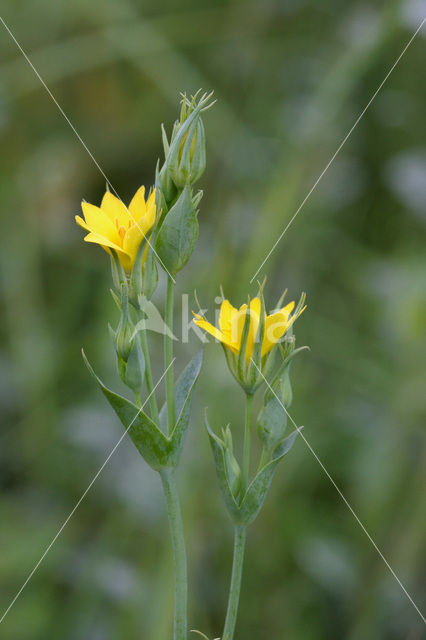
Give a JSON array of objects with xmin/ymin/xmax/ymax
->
[{"xmin": 0, "ymin": 1, "xmax": 424, "ymax": 638}]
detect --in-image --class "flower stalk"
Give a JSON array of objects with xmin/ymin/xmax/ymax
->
[
  {"xmin": 138, "ymin": 319, "xmax": 160, "ymax": 425},
  {"xmin": 165, "ymin": 276, "xmax": 176, "ymax": 433},
  {"xmin": 160, "ymin": 468, "xmax": 188, "ymax": 640},
  {"xmin": 222, "ymin": 525, "xmax": 247, "ymax": 640},
  {"xmin": 198, "ymin": 287, "xmax": 307, "ymax": 639},
  {"xmin": 242, "ymin": 392, "xmax": 254, "ymax": 492}
]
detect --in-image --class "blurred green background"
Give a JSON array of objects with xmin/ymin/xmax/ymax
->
[{"xmin": 0, "ymin": 1, "xmax": 425, "ymax": 639}]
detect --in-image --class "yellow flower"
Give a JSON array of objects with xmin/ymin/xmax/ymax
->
[
  {"xmin": 76, "ymin": 187, "xmax": 157, "ymax": 272},
  {"xmin": 193, "ymin": 296, "xmax": 305, "ymax": 361}
]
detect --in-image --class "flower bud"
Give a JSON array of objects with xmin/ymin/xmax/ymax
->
[
  {"xmin": 116, "ymin": 340, "xmax": 145, "ymax": 393},
  {"xmin": 114, "ymin": 286, "xmax": 135, "ymax": 362},
  {"xmin": 156, "ymin": 158, "xmax": 177, "ymax": 215},
  {"xmin": 223, "ymin": 426, "xmax": 242, "ymax": 499},
  {"xmin": 162, "ymin": 91, "xmax": 213, "ymax": 190}
]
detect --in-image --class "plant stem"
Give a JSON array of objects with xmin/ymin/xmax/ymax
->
[
  {"xmin": 134, "ymin": 391, "xmax": 142, "ymax": 408},
  {"xmin": 165, "ymin": 276, "xmax": 176, "ymax": 434},
  {"xmin": 139, "ymin": 328, "xmax": 160, "ymax": 424},
  {"xmin": 241, "ymin": 393, "xmax": 254, "ymax": 491},
  {"xmin": 222, "ymin": 525, "xmax": 247, "ymax": 640},
  {"xmin": 160, "ymin": 468, "xmax": 188, "ymax": 640},
  {"xmin": 258, "ymin": 446, "xmax": 269, "ymax": 471}
]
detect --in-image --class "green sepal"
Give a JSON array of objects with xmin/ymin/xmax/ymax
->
[
  {"xmin": 248, "ymin": 287, "xmax": 265, "ymax": 389},
  {"xmin": 155, "ymin": 158, "xmax": 176, "ymax": 217},
  {"xmin": 110, "ymin": 251, "xmax": 126, "ymax": 291},
  {"xmin": 141, "ymin": 238, "xmax": 158, "ymax": 301},
  {"xmin": 110, "ymin": 288, "xmax": 121, "ymax": 311},
  {"xmin": 82, "ymin": 350, "xmax": 170, "ymax": 470},
  {"xmin": 165, "ymin": 93, "xmax": 209, "ymax": 188},
  {"xmin": 128, "ymin": 234, "xmax": 158, "ymax": 305},
  {"xmin": 155, "ymin": 185, "xmax": 198, "ymax": 276},
  {"xmin": 222, "ymin": 344, "xmax": 241, "ymax": 388},
  {"xmin": 237, "ymin": 304, "xmax": 251, "ymax": 384},
  {"xmin": 238, "ymin": 428, "xmax": 302, "ymax": 525},
  {"xmin": 265, "ymin": 345, "xmax": 309, "ymax": 404}
]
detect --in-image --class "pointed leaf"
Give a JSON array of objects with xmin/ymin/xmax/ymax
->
[
  {"xmin": 169, "ymin": 349, "xmax": 203, "ymax": 465},
  {"xmin": 272, "ymin": 427, "xmax": 301, "ymax": 459},
  {"xmin": 155, "ymin": 185, "xmax": 198, "ymax": 276},
  {"xmin": 239, "ymin": 428, "xmax": 302, "ymax": 525},
  {"xmin": 159, "ymin": 348, "xmax": 203, "ymax": 432},
  {"xmin": 205, "ymin": 413, "xmax": 241, "ymax": 521},
  {"xmin": 257, "ymin": 387, "xmax": 287, "ymax": 451},
  {"xmin": 82, "ymin": 351, "xmax": 170, "ymax": 470}
]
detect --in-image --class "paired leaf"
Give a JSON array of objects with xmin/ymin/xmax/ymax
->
[
  {"xmin": 206, "ymin": 410, "xmax": 302, "ymax": 525},
  {"xmin": 205, "ymin": 413, "xmax": 241, "ymax": 522},
  {"xmin": 168, "ymin": 348, "xmax": 203, "ymax": 465},
  {"xmin": 83, "ymin": 348, "xmax": 203, "ymax": 471},
  {"xmin": 238, "ymin": 428, "xmax": 302, "ymax": 525},
  {"xmin": 257, "ymin": 385, "xmax": 287, "ymax": 452},
  {"xmin": 159, "ymin": 348, "xmax": 203, "ymax": 431},
  {"xmin": 155, "ymin": 185, "xmax": 198, "ymax": 276},
  {"xmin": 83, "ymin": 351, "xmax": 170, "ymax": 470}
]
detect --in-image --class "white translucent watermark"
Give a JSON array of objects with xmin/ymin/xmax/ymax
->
[{"xmin": 132, "ymin": 294, "xmax": 294, "ymax": 347}]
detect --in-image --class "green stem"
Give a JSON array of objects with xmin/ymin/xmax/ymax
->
[
  {"xmin": 241, "ymin": 393, "xmax": 254, "ymax": 491},
  {"xmin": 134, "ymin": 391, "xmax": 142, "ymax": 408},
  {"xmin": 139, "ymin": 328, "xmax": 160, "ymax": 424},
  {"xmin": 160, "ymin": 468, "xmax": 188, "ymax": 640},
  {"xmin": 258, "ymin": 446, "xmax": 269, "ymax": 471},
  {"xmin": 165, "ymin": 276, "xmax": 176, "ymax": 434},
  {"xmin": 222, "ymin": 525, "xmax": 247, "ymax": 640}
]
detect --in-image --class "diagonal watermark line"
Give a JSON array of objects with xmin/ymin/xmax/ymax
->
[
  {"xmin": 250, "ymin": 16, "xmax": 426, "ymax": 283},
  {"xmin": 251, "ymin": 359, "xmax": 426, "ymax": 624},
  {"xmin": 0, "ymin": 358, "xmax": 175, "ymax": 626},
  {"xmin": 0, "ymin": 15, "xmax": 176, "ymax": 283},
  {"xmin": 1, "ymin": 7, "xmax": 424, "ymax": 630}
]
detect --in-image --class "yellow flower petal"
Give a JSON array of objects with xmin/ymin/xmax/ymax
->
[
  {"xmin": 81, "ymin": 202, "xmax": 121, "ymax": 244},
  {"xmin": 193, "ymin": 314, "xmax": 224, "ymax": 342},
  {"xmin": 122, "ymin": 223, "xmax": 147, "ymax": 267},
  {"xmin": 261, "ymin": 301, "xmax": 302, "ymax": 357},
  {"xmin": 247, "ymin": 297, "xmax": 262, "ymax": 358},
  {"xmin": 262, "ymin": 311, "xmax": 291, "ymax": 356},
  {"xmin": 84, "ymin": 232, "xmax": 132, "ymax": 271},
  {"xmin": 231, "ymin": 303, "xmax": 246, "ymax": 347},
  {"xmin": 75, "ymin": 214, "xmax": 90, "ymax": 231},
  {"xmin": 145, "ymin": 200, "xmax": 157, "ymax": 229},
  {"xmin": 146, "ymin": 189, "xmax": 156, "ymax": 210},
  {"xmin": 193, "ymin": 295, "xmax": 306, "ymax": 364},
  {"xmin": 280, "ymin": 301, "xmax": 295, "ymax": 316},
  {"xmin": 219, "ymin": 300, "xmax": 237, "ymax": 336},
  {"xmin": 128, "ymin": 186, "xmax": 146, "ymax": 219},
  {"xmin": 82, "ymin": 231, "xmax": 127, "ymax": 254},
  {"xmin": 100, "ymin": 191, "xmax": 130, "ymax": 227}
]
